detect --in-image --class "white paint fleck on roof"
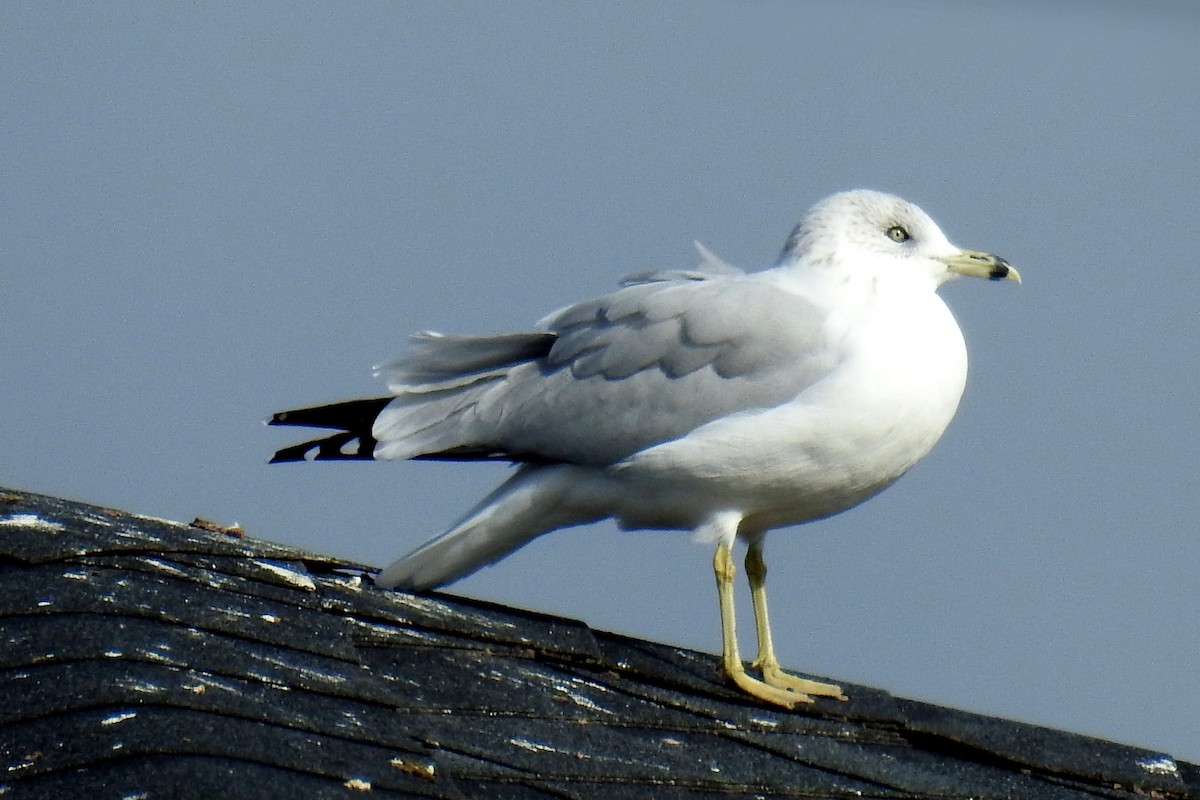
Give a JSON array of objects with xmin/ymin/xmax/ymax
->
[
  {"xmin": 252, "ymin": 559, "xmax": 317, "ymax": 591},
  {"xmin": 100, "ymin": 711, "xmax": 138, "ymax": 726},
  {"xmin": 0, "ymin": 513, "xmax": 64, "ymax": 531},
  {"xmin": 1136, "ymin": 755, "xmax": 1179, "ymax": 776}
]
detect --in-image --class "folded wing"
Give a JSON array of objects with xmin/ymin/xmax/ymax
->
[{"xmin": 367, "ymin": 272, "xmax": 840, "ymax": 466}]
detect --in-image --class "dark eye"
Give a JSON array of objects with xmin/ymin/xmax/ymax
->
[{"xmin": 886, "ymin": 225, "xmax": 911, "ymax": 243}]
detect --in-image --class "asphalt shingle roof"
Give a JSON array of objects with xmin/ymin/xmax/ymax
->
[{"xmin": 1, "ymin": 486, "xmax": 1196, "ymax": 799}]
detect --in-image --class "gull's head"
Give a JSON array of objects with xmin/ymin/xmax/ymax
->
[{"xmin": 777, "ymin": 190, "xmax": 1020, "ymax": 289}]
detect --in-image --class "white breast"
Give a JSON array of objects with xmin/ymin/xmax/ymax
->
[{"xmin": 611, "ymin": 287, "xmax": 968, "ymax": 531}]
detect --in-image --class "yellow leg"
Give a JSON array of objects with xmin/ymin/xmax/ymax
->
[
  {"xmin": 745, "ymin": 539, "xmax": 847, "ymax": 701},
  {"xmin": 713, "ymin": 540, "xmax": 809, "ymax": 708}
]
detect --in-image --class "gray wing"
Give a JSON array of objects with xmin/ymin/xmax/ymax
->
[
  {"xmin": 372, "ymin": 271, "xmax": 841, "ymax": 466},
  {"xmin": 616, "ymin": 242, "xmax": 744, "ymax": 286}
]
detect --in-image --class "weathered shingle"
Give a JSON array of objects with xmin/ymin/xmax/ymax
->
[{"xmin": 1, "ymin": 486, "xmax": 1196, "ymax": 799}]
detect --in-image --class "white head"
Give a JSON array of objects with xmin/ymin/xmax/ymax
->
[{"xmin": 777, "ymin": 190, "xmax": 1019, "ymax": 289}]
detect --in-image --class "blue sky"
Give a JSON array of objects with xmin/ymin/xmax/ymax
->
[{"xmin": 3, "ymin": 1, "xmax": 1199, "ymax": 763}]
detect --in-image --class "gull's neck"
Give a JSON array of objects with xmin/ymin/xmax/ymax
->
[{"xmin": 768, "ymin": 254, "xmax": 940, "ymax": 306}]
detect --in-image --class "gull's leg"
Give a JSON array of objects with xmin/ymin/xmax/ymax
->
[
  {"xmin": 713, "ymin": 539, "xmax": 807, "ymax": 709},
  {"xmin": 745, "ymin": 539, "xmax": 847, "ymax": 701}
]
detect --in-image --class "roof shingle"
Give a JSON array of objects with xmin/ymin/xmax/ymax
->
[{"xmin": 1, "ymin": 486, "xmax": 1195, "ymax": 799}]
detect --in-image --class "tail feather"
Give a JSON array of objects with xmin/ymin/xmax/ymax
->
[{"xmin": 375, "ymin": 465, "xmax": 600, "ymax": 590}]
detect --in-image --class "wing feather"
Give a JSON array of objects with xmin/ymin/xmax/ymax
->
[
  {"xmin": 378, "ymin": 331, "xmax": 555, "ymax": 391},
  {"xmin": 364, "ymin": 270, "xmax": 840, "ymax": 467},
  {"xmin": 473, "ymin": 274, "xmax": 837, "ymax": 464}
]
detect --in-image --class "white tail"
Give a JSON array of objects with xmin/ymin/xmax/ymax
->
[{"xmin": 375, "ymin": 464, "xmax": 602, "ymax": 590}]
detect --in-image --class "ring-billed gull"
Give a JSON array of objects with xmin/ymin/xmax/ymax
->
[{"xmin": 270, "ymin": 189, "xmax": 1020, "ymax": 708}]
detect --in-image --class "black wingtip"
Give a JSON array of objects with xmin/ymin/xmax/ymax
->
[
  {"xmin": 268, "ymin": 397, "xmax": 392, "ymax": 430},
  {"xmin": 269, "ymin": 431, "xmax": 379, "ymax": 463},
  {"xmin": 268, "ymin": 397, "xmax": 393, "ymax": 463}
]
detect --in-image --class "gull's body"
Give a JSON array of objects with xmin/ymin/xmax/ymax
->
[{"xmin": 271, "ymin": 190, "xmax": 1018, "ymax": 707}]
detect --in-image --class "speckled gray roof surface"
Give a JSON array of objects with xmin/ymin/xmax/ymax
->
[{"xmin": 1, "ymin": 485, "xmax": 1196, "ymax": 799}]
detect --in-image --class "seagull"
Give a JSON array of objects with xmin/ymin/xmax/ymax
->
[{"xmin": 270, "ymin": 189, "xmax": 1020, "ymax": 708}]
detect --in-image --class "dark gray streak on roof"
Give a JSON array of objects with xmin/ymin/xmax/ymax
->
[{"xmin": 0, "ymin": 487, "xmax": 1195, "ymax": 799}]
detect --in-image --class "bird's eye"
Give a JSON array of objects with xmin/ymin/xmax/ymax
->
[{"xmin": 886, "ymin": 225, "xmax": 911, "ymax": 243}]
